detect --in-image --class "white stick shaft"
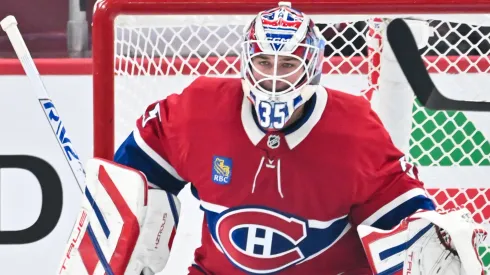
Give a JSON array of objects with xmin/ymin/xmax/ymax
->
[
  {"xmin": 1, "ymin": 16, "xmax": 48, "ymax": 98},
  {"xmin": 1, "ymin": 15, "xmax": 86, "ymax": 191}
]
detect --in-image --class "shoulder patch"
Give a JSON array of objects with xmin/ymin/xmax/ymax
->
[{"xmin": 212, "ymin": 155, "xmax": 232, "ymax": 184}]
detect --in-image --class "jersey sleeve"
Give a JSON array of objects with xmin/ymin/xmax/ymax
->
[
  {"xmin": 349, "ymin": 107, "xmax": 436, "ymax": 230},
  {"xmin": 114, "ymin": 98, "xmax": 188, "ymax": 195}
]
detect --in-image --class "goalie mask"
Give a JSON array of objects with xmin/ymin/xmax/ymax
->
[{"xmin": 241, "ymin": 2, "xmax": 326, "ymax": 130}]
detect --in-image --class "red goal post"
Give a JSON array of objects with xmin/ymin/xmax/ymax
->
[{"xmin": 92, "ymin": 0, "xmax": 490, "ymax": 266}]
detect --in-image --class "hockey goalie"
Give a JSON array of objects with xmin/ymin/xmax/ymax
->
[{"xmin": 58, "ymin": 2, "xmax": 487, "ymax": 275}]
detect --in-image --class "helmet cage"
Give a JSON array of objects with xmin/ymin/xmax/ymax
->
[
  {"xmin": 242, "ymin": 40, "xmax": 322, "ymax": 98},
  {"xmin": 240, "ymin": 4, "xmax": 326, "ymax": 130}
]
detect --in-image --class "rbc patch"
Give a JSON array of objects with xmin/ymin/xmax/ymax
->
[{"xmin": 212, "ymin": 156, "xmax": 232, "ymax": 184}]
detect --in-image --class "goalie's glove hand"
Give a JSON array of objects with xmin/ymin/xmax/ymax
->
[{"xmin": 358, "ymin": 208, "xmax": 487, "ymax": 275}]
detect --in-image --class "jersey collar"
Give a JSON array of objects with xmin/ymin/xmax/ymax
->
[{"xmin": 241, "ymin": 86, "xmax": 328, "ymax": 149}]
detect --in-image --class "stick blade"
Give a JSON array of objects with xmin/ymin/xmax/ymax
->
[{"xmin": 386, "ymin": 18, "xmax": 490, "ymax": 112}]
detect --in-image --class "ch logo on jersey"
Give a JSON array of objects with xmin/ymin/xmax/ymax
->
[
  {"xmin": 215, "ymin": 207, "xmax": 307, "ymax": 274},
  {"xmin": 212, "ymin": 156, "xmax": 232, "ymax": 184},
  {"xmin": 205, "ymin": 205, "xmax": 351, "ymax": 275}
]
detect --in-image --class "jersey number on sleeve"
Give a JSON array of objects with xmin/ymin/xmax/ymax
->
[
  {"xmin": 142, "ymin": 103, "xmax": 161, "ymax": 128},
  {"xmin": 399, "ymin": 156, "xmax": 418, "ymax": 180}
]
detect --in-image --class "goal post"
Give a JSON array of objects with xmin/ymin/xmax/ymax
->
[{"xmin": 91, "ymin": 0, "xmax": 490, "ymax": 269}]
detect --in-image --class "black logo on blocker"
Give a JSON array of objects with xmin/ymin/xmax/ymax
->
[{"xmin": 0, "ymin": 155, "xmax": 62, "ymax": 244}]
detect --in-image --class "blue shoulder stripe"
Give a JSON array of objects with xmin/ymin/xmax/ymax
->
[
  {"xmin": 114, "ymin": 132, "xmax": 187, "ymax": 195},
  {"xmin": 372, "ymin": 195, "xmax": 435, "ymax": 230}
]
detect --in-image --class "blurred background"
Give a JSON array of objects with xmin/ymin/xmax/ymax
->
[
  {"xmin": 2, "ymin": 0, "xmax": 490, "ymax": 59},
  {"xmin": 0, "ymin": 0, "xmax": 95, "ymax": 58}
]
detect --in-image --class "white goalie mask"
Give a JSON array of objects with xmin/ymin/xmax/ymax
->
[{"xmin": 241, "ymin": 2, "xmax": 326, "ymax": 130}]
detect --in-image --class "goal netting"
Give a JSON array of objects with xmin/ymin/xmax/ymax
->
[{"xmin": 92, "ymin": 0, "xmax": 490, "ymax": 271}]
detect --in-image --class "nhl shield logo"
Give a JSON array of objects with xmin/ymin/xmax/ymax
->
[{"xmin": 267, "ymin": 135, "xmax": 280, "ymax": 149}]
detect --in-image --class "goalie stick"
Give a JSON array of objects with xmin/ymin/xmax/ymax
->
[
  {"xmin": 0, "ymin": 16, "xmax": 164, "ymax": 275},
  {"xmin": 386, "ymin": 18, "xmax": 490, "ymax": 112},
  {"xmin": 0, "ymin": 15, "xmax": 86, "ymax": 191},
  {"xmin": 1, "ymin": 14, "xmax": 89, "ymax": 271}
]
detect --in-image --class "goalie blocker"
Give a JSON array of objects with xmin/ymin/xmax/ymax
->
[{"xmin": 58, "ymin": 158, "xmax": 180, "ymax": 275}]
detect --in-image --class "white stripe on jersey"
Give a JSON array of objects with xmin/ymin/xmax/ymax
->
[
  {"xmin": 200, "ymin": 200, "xmax": 228, "ymax": 213},
  {"xmin": 133, "ymin": 127, "xmax": 185, "ymax": 181},
  {"xmin": 308, "ymin": 215, "xmax": 348, "ymax": 229},
  {"xmin": 360, "ymin": 188, "xmax": 428, "ymax": 226}
]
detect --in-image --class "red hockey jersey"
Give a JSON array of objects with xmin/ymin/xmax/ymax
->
[{"xmin": 114, "ymin": 76, "xmax": 435, "ymax": 275}]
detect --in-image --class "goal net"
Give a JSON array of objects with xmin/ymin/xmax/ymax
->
[{"xmin": 92, "ymin": 0, "xmax": 490, "ymax": 271}]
